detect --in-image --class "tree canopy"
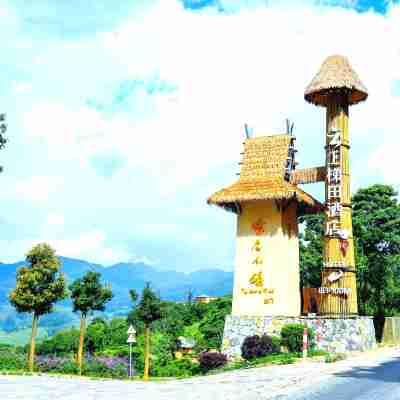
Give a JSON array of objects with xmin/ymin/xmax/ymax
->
[
  {"xmin": 69, "ymin": 271, "xmax": 113, "ymax": 317},
  {"xmin": 0, "ymin": 113, "xmax": 7, "ymax": 173},
  {"xmin": 134, "ymin": 283, "xmax": 163, "ymax": 326},
  {"xmin": 352, "ymin": 184, "xmax": 400, "ymax": 319},
  {"xmin": 9, "ymin": 243, "xmax": 67, "ymax": 317}
]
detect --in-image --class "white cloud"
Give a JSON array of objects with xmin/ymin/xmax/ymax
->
[
  {"xmin": 21, "ymin": 1, "xmax": 400, "ymax": 194},
  {"xmin": 5, "ymin": 0, "xmax": 400, "ymax": 268},
  {"xmin": 14, "ymin": 176, "xmax": 64, "ymax": 202},
  {"xmin": 46, "ymin": 213, "xmax": 65, "ymax": 227},
  {"xmin": 0, "ymin": 229, "xmax": 145, "ymax": 266},
  {"xmin": 14, "ymin": 82, "xmax": 32, "ymax": 94}
]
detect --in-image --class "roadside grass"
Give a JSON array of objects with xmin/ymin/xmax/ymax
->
[
  {"xmin": 0, "ymin": 349, "xmax": 332, "ymax": 381},
  {"xmin": 324, "ymin": 352, "xmax": 347, "ymax": 363}
]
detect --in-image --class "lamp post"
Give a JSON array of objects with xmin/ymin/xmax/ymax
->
[{"xmin": 127, "ymin": 325, "xmax": 136, "ymax": 378}]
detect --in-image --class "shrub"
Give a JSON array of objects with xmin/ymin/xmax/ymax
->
[
  {"xmin": 0, "ymin": 351, "xmax": 26, "ymax": 371},
  {"xmin": 84, "ymin": 355, "xmax": 129, "ymax": 378},
  {"xmin": 36, "ymin": 356, "xmax": 78, "ymax": 374},
  {"xmin": 153, "ymin": 357, "xmax": 200, "ymax": 377},
  {"xmin": 325, "ymin": 353, "xmax": 347, "ymax": 363},
  {"xmin": 271, "ymin": 336, "xmax": 281, "ymax": 353},
  {"xmin": 36, "ymin": 328, "xmax": 79, "ymax": 356},
  {"xmin": 280, "ymin": 324, "xmax": 315, "ymax": 353},
  {"xmin": 199, "ymin": 352, "xmax": 227, "ymax": 371},
  {"xmin": 98, "ymin": 345, "xmax": 129, "ymax": 357},
  {"xmin": 241, "ymin": 334, "xmax": 277, "ymax": 360}
]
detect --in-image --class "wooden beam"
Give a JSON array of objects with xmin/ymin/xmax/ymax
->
[{"xmin": 290, "ymin": 166, "xmax": 326, "ymax": 185}]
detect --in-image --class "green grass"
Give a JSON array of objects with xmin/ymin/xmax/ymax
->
[{"xmin": 0, "ymin": 328, "xmax": 48, "ymax": 346}]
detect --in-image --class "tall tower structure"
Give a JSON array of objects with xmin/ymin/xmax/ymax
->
[{"xmin": 304, "ymin": 55, "xmax": 368, "ymax": 316}]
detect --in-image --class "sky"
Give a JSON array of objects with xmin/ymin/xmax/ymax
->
[{"xmin": 0, "ymin": 0, "xmax": 400, "ymax": 271}]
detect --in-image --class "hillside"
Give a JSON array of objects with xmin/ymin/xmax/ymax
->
[{"xmin": 0, "ymin": 257, "xmax": 233, "ymax": 337}]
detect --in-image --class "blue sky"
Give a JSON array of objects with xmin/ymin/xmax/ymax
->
[{"xmin": 1, "ymin": 0, "xmax": 400, "ymax": 271}]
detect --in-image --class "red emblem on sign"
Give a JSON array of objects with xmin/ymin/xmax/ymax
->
[{"xmin": 252, "ymin": 219, "xmax": 265, "ymax": 236}]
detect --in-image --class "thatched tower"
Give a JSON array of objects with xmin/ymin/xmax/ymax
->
[
  {"xmin": 208, "ymin": 134, "xmax": 322, "ymax": 317},
  {"xmin": 305, "ymin": 55, "xmax": 368, "ymax": 316}
]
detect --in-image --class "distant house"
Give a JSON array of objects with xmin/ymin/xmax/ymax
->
[
  {"xmin": 175, "ymin": 336, "xmax": 196, "ymax": 359},
  {"xmin": 194, "ymin": 294, "xmax": 219, "ymax": 304}
]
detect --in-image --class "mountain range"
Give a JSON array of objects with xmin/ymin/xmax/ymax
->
[{"xmin": 0, "ymin": 257, "xmax": 233, "ymax": 333}]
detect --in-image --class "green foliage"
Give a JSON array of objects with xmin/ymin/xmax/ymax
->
[
  {"xmin": 36, "ymin": 317, "xmax": 130, "ymax": 357},
  {"xmin": 198, "ymin": 296, "xmax": 232, "ymax": 349},
  {"xmin": 352, "ymin": 185, "xmax": 400, "ymax": 326},
  {"xmin": 69, "ymin": 271, "xmax": 113, "ymax": 317},
  {"xmin": 98, "ymin": 345, "xmax": 129, "ymax": 357},
  {"xmin": 36, "ymin": 328, "xmax": 79, "ymax": 356},
  {"xmin": 134, "ymin": 283, "xmax": 163, "ymax": 326},
  {"xmin": 82, "ymin": 356, "xmax": 128, "ymax": 378},
  {"xmin": 0, "ymin": 112, "xmax": 7, "ymax": 174},
  {"xmin": 280, "ymin": 324, "xmax": 315, "ymax": 353},
  {"xmin": 152, "ymin": 357, "xmax": 200, "ymax": 378},
  {"xmin": 9, "ymin": 243, "xmax": 67, "ymax": 317},
  {"xmin": 0, "ymin": 350, "xmax": 26, "ymax": 371},
  {"xmin": 36, "ymin": 356, "xmax": 78, "ymax": 374},
  {"xmin": 299, "ymin": 213, "xmax": 324, "ymax": 289},
  {"xmin": 325, "ymin": 352, "xmax": 347, "ymax": 363},
  {"xmin": 221, "ymin": 352, "xmax": 297, "ymax": 372},
  {"xmin": 86, "ymin": 318, "xmax": 109, "ymax": 354},
  {"xmin": 182, "ymin": 322, "xmax": 206, "ymax": 351},
  {"xmin": 271, "ymin": 336, "xmax": 281, "ymax": 353},
  {"xmin": 199, "ymin": 351, "xmax": 227, "ymax": 372},
  {"xmin": 131, "ymin": 331, "xmax": 174, "ymax": 375}
]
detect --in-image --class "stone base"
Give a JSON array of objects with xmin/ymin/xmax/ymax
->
[{"xmin": 221, "ymin": 315, "xmax": 376, "ymax": 359}]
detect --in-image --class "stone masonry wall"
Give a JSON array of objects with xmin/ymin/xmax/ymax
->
[{"xmin": 221, "ymin": 315, "xmax": 376, "ymax": 359}]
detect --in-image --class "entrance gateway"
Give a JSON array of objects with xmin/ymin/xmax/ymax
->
[{"xmin": 207, "ymin": 55, "xmax": 376, "ymax": 358}]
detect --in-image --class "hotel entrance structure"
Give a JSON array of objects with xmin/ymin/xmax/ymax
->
[{"xmin": 208, "ymin": 55, "xmax": 376, "ymax": 358}]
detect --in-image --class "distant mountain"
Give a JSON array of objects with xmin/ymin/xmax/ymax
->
[{"xmin": 0, "ymin": 257, "xmax": 233, "ymax": 333}]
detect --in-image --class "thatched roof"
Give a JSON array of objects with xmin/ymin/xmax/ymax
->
[
  {"xmin": 304, "ymin": 55, "xmax": 368, "ymax": 106},
  {"xmin": 207, "ymin": 134, "xmax": 323, "ymax": 215}
]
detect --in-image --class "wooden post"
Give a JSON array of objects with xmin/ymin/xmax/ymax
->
[
  {"xmin": 28, "ymin": 313, "xmax": 38, "ymax": 372},
  {"xmin": 143, "ymin": 324, "xmax": 150, "ymax": 381},
  {"xmin": 321, "ymin": 97, "xmax": 358, "ymax": 316},
  {"xmin": 77, "ymin": 314, "xmax": 86, "ymax": 375}
]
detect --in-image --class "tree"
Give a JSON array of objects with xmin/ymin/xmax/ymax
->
[
  {"xmin": 9, "ymin": 243, "xmax": 67, "ymax": 371},
  {"xmin": 36, "ymin": 327, "xmax": 80, "ymax": 356},
  {"xmin": 198, "ymin": 296, "xmax": 232, "ymax": 349},
  {"xmin": 132, "ymin": 283, "xmax": 163, "ymax": 380},
  {"xmin": 86, "ymin": 318, "xmax": 109, "ymax": 354},
  {"xmin": 352, "ymin": 184, "xmax": 400, "ymax": 337},
  {"xmin": 69, "ymin": 271, "xmax": 113, "ymax": 374},
  {"xmin": 0, "ymin": 113, "xmax": 7, "ymax": 174},
  {"xmin": 299, "ymin": 213, "xmax": 324, "ymax": 289}
]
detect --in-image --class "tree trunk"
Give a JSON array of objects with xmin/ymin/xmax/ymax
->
[
  {"xmin": 28, "ymin": 313, "xmax": 38, "ymax": 372},
  {"xmin": 77, "ymin": 314, "xmax": 86, "ymax": 375},
  {"xmin": 143, "ymin": 324, "xmax": 150, "ymax": 381}
]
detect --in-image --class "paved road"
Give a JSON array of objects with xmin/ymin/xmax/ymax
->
[
  {"xmin": 0, "ymin": 348, "xmax": 399, "ymax": 400},
  {"xmin": 276, "ymin": 353, "xmax": 400, "ymax": 400}
]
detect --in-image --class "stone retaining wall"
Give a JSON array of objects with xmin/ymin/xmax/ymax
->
[{"xmin": 221, "ymin": 315, "xmax": 376, "ymax": 359}]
